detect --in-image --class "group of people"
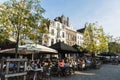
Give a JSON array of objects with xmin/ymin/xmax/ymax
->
[
  {"xmin": 57, "ymin": 56, "xmax": 101, "ymax": 71},
  {"xmin": 57, "ymin": 57, "xmax": 93, "ymax": 72},
  {"xmin": 0, "ymin": 56, "xmax": 101, "ymax": 80}
]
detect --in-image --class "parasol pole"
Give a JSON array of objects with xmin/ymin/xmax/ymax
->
[{"xmin": 32, "ymin": 52, "xmax": 34, "ymax": 61}]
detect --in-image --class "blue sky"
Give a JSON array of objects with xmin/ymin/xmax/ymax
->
[{"xmin": 1, "ymin": 0, "xmax": 120, "ymax": 37}]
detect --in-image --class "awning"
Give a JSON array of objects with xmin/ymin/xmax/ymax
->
[{"xmin": 50, "ymin": 42, "xmax": 77, "ymax": 53}]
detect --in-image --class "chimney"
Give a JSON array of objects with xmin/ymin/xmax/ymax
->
[{"xmin": 67, "ymin": 17, "xmax": 69, "ymax": 26}]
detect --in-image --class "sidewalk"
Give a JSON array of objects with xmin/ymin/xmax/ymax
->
[{"xmin": 51, "ymin": 64, "xmax": 120, "ymax": 80}]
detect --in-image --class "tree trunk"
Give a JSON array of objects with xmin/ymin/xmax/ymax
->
[{"xmin": 15, "ymin": 30, "xmax": 20, "ymax": 58}]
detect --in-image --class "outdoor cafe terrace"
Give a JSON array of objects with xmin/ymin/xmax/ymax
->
[{"xmin": 2, "ymin": 42, "xmax": 118, "ymax": 80}]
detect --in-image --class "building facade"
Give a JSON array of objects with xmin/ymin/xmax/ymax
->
[
  {"xmin": 76, "ymin": 32, "xmax": 84, "ymax": 46},
  {"xmin": 47, "ymin": 20, "xmax": 66, "ymax": 46},
  {"xmin": 42, "ymin": 15, "xmax": 84, "ymax": 47},
  {"xmin": 65, "ymin": 27, "xmax": 76, "ymax": 46}
]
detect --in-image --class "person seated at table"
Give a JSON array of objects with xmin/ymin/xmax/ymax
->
[
  {"xmin": 48, "ymin": 60, "xmax": 53, "ymax": 68},
  {"xmin": 78, "ymin": 58, "xmax": 85, "ymax": 71},
  {"xmin": 31, "ymin": 61, "xmax": 35, "ymax": 69},
  {"xmin": 81, "ymin": 58, "xmax": 86, "ymax": 70},
  {"xmin": 58, "ymin": 59, "xmax": 65, "ymax": 67},
  {"xmin": 26, "ymin": 62, "xmax": 34, "ymax": 71},
  {"xmin": 9, "ymin": 62, "xmax": 15, "ymax": 71},
  {"xmin": 85, "ymin": 57, "xmax": 91, "ymax": 69},
  {"xmin": 64, "ymin": 59, "xmax": 70, "ymax": 67},
  {"xmin": 36, "ymin": 60, "xmax": 42, "ymax": 68},
  {"xmin": 58, "ymin": 59, "xmax": 66, "ymax": 76},
  {"xmin": 34, "ymin": 62, "xmax": 38, "ymax": 69},
  {"xmin": 3, "ymin": 62, "xmax": 6, "ymax": 71}
]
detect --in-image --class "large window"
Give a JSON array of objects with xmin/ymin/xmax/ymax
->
[
  {"xmin": 51, "ymin": 29, "xmax": 54, "ymax": 35},
  {"xmin": 51, "ymin": 39, "xmax": 54, "ymax": 45},
  {"xmin": 62, "ymin": 32, "xmax": 65, "ymax": 38},
  {"xmin": 57, "ymin": 23, "xmax": 60, "ymax": 27},
  {"xmin": 53, "ymin": 22, "xmax": 55, "ymax": 26}
]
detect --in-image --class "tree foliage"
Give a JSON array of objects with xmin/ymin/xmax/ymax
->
[
  {"xmin": 83, "ymin": 22, "xmax": 108, "ymax": 55},
  {"xmin": 108, "ymin": 36, "xmax": 120, "ymax": 53},
  {"xmin": 0, "ymin": 0, "xmax": 45, "ymax": 57},
  {"xmin": 38, "ymin": 19, "xmax": 50, "ymax": 45}
]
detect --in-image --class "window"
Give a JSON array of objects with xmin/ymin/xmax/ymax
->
[
  {"xmin": 57, "ymin": 23, "xmax": 60, "ymax": 27},
  {"xmin": 51, "ymin": 39, "xmax": 54, "ymax": 45},
  {"xmin": 51, "ymin": 29, "xmax": 54, "ymax": 35},
  {"xmin": 66, "ymin": 34, "xmax": 69, "ymax": 39},
  {"xmin": 53, "ymin": 22, "xmax": 55, "ymax": 26},
  {"xmin": 68, "ymin": 34, "xmax": 70, "ymax": 40},
  {"xmin": 62, "ymin": 32, "xmax": 65, "ymax": 38},
  {"xmin": 39, "ymin": 39, "xmax": 42, "ymax": 45},
  {"xmin": 56, "ymin": 40, "xmax": 58, "ymax": 43},
  {"xmin": 44, "ymin": 41, "xmax": 47, "ymax": 46},
  {"xmin": 62, "ymin": 25, "xmax": 65, "ymax": 29},
  {"xmin": 74, "ymin": 36, "xmax": 76, "ymax": 41},
  {"xmin": 53, "ymin": 22, "xmax": 57, "ymax": 26}
]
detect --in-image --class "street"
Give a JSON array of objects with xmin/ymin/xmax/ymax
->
[{"xmin": 52, "ymin": 64, "xmax": 120, "ymax": 80}]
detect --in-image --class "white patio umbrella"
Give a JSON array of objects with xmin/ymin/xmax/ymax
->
[
  {"xmin": 0, "ymin": 45, "xmax": 37, "ymax": 54},
  {"xmin": 0, "ymin": 44, "xmax": 58, "ymax": 60},
  {"xmin": 19, "ymin": 44, "xmax": 58, "ymax": 53},
  {"xmin": 0, "ymin": 44, "xmax": 58, "ymax": 53}
]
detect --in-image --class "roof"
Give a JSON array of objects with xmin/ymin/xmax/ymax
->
[
  {"xmin": 77, "ymin": 27, "xmax": 86, "ymax": 33},
  {"xmin": 50, "ymin": 42, "xmax": 77, "ymax": 53},
  {"xmin": 72, "ymin": 44, "xmax": 88, "ymax": 53},
  {"xmin": 72, "ymin": 44, "xmax": 82, "ymax": 52}
]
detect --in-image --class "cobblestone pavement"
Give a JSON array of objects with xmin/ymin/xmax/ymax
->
[{"xmin": 51, "ymin": 64, "xmax": 120, "ymax": 80}]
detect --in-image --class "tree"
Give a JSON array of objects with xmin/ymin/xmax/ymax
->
[
  {"xmin": 38, "ymin": 19, "xmax": 50, "ymax": 45},
  {"xmin": 0, "ymin": 0, "xmax": 45, "ymax": 57},
  {"xmin": 83, "ymin": 23, "xmax": 96, "ymax": 54},
  {"xmin": 0, "ymin": 5, "xmax": 10, "ymax": 42},
  {"xmin": 95, "ymin": 27, "xmax": 108, "ymax": 53},
  {"xmin": 108, "ymin": 36, "xmax": 120, "ymax": 53},
  {"xmin": 0, "ymin": 27, "xmax": 9, "ymax": 42},
  {"xmin": 83, "ymin": 22, "xmax": 108, "ymax": 56}
]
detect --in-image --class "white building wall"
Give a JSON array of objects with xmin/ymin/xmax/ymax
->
[
  {"xmin": 76, "ymin": 32, "xmax": 84, "ymax": 46},
  {"xmin": 47, "ymin": 20, "xmax": 66, "ymax": 46}
]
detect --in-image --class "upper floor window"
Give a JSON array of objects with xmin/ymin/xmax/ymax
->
[
  {"xmin": 51, "ymin": 29, "xmax": 54, "ymax": 35},
  {"xmin": 57, "ymin": 23, "xmax": 60, "ymax": 27},
  {"xmin": 62, "ymin": 32, "xmax": 65, "ymax": 38},
  {"xmin": 68, "ymin": 34, "xmax": 70, "ymax": 40},
  {"xmin": 66, "ymin": 34, "xmax": 69, "ymax": 39},
  {"xmin": 53, "ymin": 22, "xmax": 56, "ymax": 26}
]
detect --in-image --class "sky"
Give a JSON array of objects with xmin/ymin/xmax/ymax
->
[{"xmin": 0, "ymin": 0, "xmax": 120, "ymax": 37}]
